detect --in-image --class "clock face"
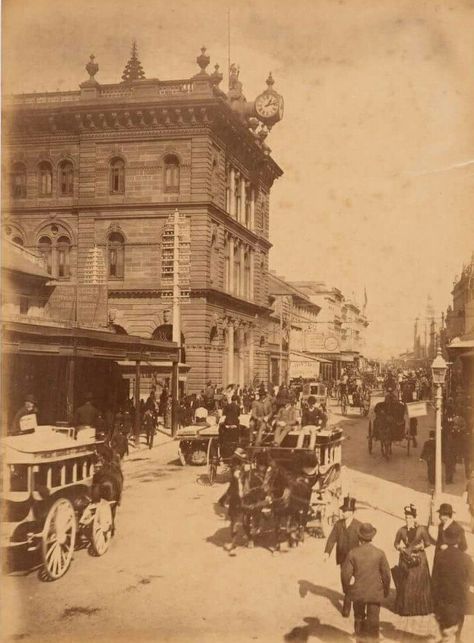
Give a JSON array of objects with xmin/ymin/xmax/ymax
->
[
  {"xmin": 324, "ymin": 336, "xmax": 339, "ymax": 352},
  {"xmin": 255, "ymin": 92, "xmax": 280, "ymax": 119}
]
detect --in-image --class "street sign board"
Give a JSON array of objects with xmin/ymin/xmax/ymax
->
[{"xmin": 406, "ymin": 401, "xmax": 428, "ymax": 418}]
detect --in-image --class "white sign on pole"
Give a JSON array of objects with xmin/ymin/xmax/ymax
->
[{"xmin": 406, "ymin": 401, "xmax": 428, "ymax": 418}]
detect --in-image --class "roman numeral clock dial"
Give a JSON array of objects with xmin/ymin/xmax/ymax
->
[{"xmin": 254, "ymin": 72, "xmax": 284, "ymax": 127}]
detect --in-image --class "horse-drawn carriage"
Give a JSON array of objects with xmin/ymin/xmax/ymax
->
[
  {"xmin": 1, "ymin": 426, "xmax": 121, "ymax": 580},
  {"xmin": 367, "ymin": 396, "xmax": 412, "ymax": 459},
  {"xmin": 214, "ymin": 422, "xmax": 345, "ymax": 553}
]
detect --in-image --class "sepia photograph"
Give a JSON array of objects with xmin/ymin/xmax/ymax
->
[{"xmin": 1, "ymin": 0, "xmax": 474, "ymax": 641}]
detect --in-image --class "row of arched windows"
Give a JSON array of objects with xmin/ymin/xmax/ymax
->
[
  {"xmin": 4, "ymin": 225, "xmax": 125, "ymax": 281},
  {"xmin": 11, "ymin": 161, "xmax": 74, "ymax": 198},
  {"xmin": 9, "ymin": 154, "xmax": 181, "ymax": 199}
]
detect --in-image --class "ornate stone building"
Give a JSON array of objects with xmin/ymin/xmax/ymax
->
[{"xmin": 2, "ymin": 44, "xmax": 284, "ymax": 392}]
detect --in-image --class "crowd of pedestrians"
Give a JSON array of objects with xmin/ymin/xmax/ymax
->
[{"xmin": 324, "ymin": 498, "xmax": 473, "ymax": 643}]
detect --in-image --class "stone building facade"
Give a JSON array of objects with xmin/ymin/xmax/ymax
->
[{"xmin": 2, "ymin": 45, "xmax": 284, "ymax": 392}]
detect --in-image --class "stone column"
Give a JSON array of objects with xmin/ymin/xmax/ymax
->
[
  {"xmin": 234, "ymin": 171, "xmax": 240, "ymax": 220},
  {"xmin": 229, "ymin": 167, "xmax": 235, "ymax": 216},
  {"xmin": 239, "ymin": 243, "xmax": 245, "ymax": 298},
  {"xmin": 249, "ymin": 249, "xmax": 255, "ymax": 301},
  {"xmin": 250, "ymin": 188, "xmax": 255, "ymax": 230},
  {"xmin": 249, "ymin": 325, "xmax": 255, "ymax": 382},
  {"xmin": 238, "ymin": 325, "xmax": 245, "ymax": 386},
  {"xmin": 227, "ymin": 321, "xmax": 235, "ymax": 386},
  {"xmin": 240, "ymin": 178, "xmax": 247, "ymax": 225},
  {"xmin": 229, "ymin": 236, "xmax": 235, "ymax": 294}
]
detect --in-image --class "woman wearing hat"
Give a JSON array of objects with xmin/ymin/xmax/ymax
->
[{"xmin": 393, "ymin": 505, "xmax": 433, "ymax": 632}]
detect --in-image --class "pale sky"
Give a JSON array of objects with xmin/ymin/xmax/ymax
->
[{"xmin": 3, "ymin": 0, "xmax": 474, "ymax": 358}]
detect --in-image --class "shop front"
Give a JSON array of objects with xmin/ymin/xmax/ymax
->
[{"xmin": 1, "ymin": 319, "xmax": 180, "ymax": 437}]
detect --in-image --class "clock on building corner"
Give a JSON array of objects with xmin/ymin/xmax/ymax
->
[
  {"xmin": 324, "ymin": 336, "xmax": 339, "ymax": 352},
  {"xmin": 254, "ymin": 72, "xmax": 284, "ymax": 127}
]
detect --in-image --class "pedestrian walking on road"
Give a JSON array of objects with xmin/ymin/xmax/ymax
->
[
  {"xmin": 324, "ymin": 497, "xmax": 362, "ymax": 617},
  {"xmin": 341, "ymin": 522, "xmax": 391, "ymax": 642},
  {"xmin": 420, "ymin": 431, "xmax": 436, "ymax": 485},
  {"xmin": 433, "ymin": 503, "xmax": 467, "ymax": 554},
  {"xmin": 392, "ymin": 505, "xmax": 434, "ymax": 637},
  {"xmin": 432, "ymin": 529, "xmax": 474, "ymax": 643}
]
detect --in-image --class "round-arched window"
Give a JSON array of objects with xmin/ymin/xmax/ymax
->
[
  {"xmin": 110, "ymin": 158, "xmax": 125, "ymax": 194},
  {"xmin": 59, "ymin": 160, "xmax": 74, "ymax": 196},
  {"xmin": 11, "ymin": 163, "xmax": 27, "ymax": 198},
  {"xmin": 56, "ymin": 235, "xmax": 71, "ymax": 277},
  {"xmin": 38, "ymin": 161, "xmax": 53, "ymax": 196},
  {"xmin": 108, "ymin": 231, "xmax": 125, "ymax": 279},
  {"xmin": 164, "ymin": 154, "xmax": 180, "ymax": 193},
  {"xmin": 38, "ymin": 236, "xmax": 53, "ymax": 274}
]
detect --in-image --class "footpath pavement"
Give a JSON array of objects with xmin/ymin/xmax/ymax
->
[{"xmin": 3, "ymin": 416, "xmax": 473, "ymax": 643}]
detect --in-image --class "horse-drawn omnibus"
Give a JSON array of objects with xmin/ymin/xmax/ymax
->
[{"xmin": 1, "ymin": 426, "xmax": 121, "ymax": 580}]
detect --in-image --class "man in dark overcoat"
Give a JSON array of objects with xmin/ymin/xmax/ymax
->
[
  {"xmin": 420, "ymin": 430, "xmax": 436, "ymax": 485},
  {"xmin": 433, "ymin": 503, "xmax": 467, "ymax": 553},
  {"xmin": 74, "ymin": 392, "xmax": 99, "ymax": 437},
  {"xmin": 341, "ymin": 523, "xmax": 391, "ymax": 642},
  {"xmin": 324, "ymin": 496, "xmax": 362, "ymax": 617},
  {"xmin": 432, "ymin": 530, "xmax": 474, "ymax": 643}
]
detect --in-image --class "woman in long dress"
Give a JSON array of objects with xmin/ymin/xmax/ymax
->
[{"xmin": 393, "ymin": 504, "xmax": 435, "ymax": 636}]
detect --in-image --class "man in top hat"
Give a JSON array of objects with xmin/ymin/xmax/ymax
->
[
  {"xmin": 341, "ymin": 523, "xmax": 391, "ymax": 642},
  {"xmin": 433, "ymin": 503, "xmax": 467, "ymax": 553},
  {"xmin": 324, "ymin": 496, "xmax": 362, "ymax": 617},
  {"xmin": 11, "ymin": 393, "xmax": 38, "ymax": 435},
  {"xmin": 420, "ymin": 430, "xmax": 436, "ymax": 485},
  {"xmin": 431, "ymin": 528, "xmax": 474, "ymax": 643}
]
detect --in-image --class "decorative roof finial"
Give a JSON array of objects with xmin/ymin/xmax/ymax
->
[
  {"xmin": 210, "ymin": 63, "xmax": 223, "ymax": 87},
  {"xmin": 86, "ymin": 54, "xmax": 99, "ymax": 81},
  {"xmin": 266, "ymin": 72, "xmax": 275, "ymax": 88},
  {"xmin": 121, "ymin": 40, "xmax": 146, "ymax": 83},
  {"xmin": 196, "ymin": 46, "xmax": 210, "ymax": 75}
]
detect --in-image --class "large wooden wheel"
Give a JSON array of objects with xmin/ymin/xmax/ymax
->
[
  {"xmin": 90, "ymin": 499, "xmax": 113, "ymax": 556},
  {"xmin": 207, "ymin": 437, "xmax": 218, "ymax": 485},
  {"xmin": 41, "ymin": 498, "xmax": 76, "ymax": 580}
]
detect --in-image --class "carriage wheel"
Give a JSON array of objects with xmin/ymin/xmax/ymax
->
[
  {"xmin": 207, "ymin": 437, "xmax": 218, "ymax": 486},
  {"xmin": 178, "ymin": 447, "xmax": 187, "ymax": 466},
  {"xmin": 90, "ymin": 500, "xmax": 114, "ymax": 556},
  {"xmin": 41, "ymin": 498, "xmax": 76, "ymax": 580}
]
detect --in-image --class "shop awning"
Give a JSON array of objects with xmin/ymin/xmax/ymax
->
[{"xmin": 1, "ymin": 319, "xmax": 179, "ymax": 362}]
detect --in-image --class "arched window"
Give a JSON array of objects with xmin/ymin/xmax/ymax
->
[
  {"xmin": 59, "ymin": 160, "xmax": 74, "ymax": 196},
  {"xmin": 38, "ymin": 161, "xmax": 53, "ymax": 196},
  {"xmin": 38, "ymin": 236, "xmax": 53, "ymax": 274},
  {"xmin": 56, "ymin": 236, "xmax": 71, "ymax": 278},
  {"xmin": 110, "ymin": 158, "xmax": 125, "ymax": 194},
  {"xmin": 11, "ymin": 163, "xmax": 27, "ymax": 198},
  {"xmin": 108, "ymin": 231, "xmax": 125, "ymax": 279},
  {"xmin": 164, "ymin": 154, "xmax": 180, "ymax": 193}
]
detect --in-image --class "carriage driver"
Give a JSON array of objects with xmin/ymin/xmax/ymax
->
[
  {"xmin": 273, "ymin": 394, "xmax": 299, "ymax": 446},
  {"xmin": 11, "ymin": 393, "xmax": 38, "ymax": 435},
  {"xmin": 297, "ymin": 396, "xmax": 327, "ymax": 449}
]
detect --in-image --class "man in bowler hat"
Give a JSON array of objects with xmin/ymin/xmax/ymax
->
[
  {"xmin": 11, "ymin": 393, "xmax": 38, "ymax": 435},
  {"xmin": 324, "ymin": 496, "xmax": 362, "ymax": 617},
  {"xmin": 433, "ymin": 503, "xmax": 467, "ymax": 553},
  {"xmin": 341, "ymin": 523, "xmax": 391, "ymax": 642},
  {"xmin": 432, "ymin": 528, "xmax": 474, "ymax": 643}
]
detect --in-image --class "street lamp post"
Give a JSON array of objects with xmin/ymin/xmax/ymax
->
[{"xmin": 431, "ymin": 348, "xmax": 448, "ymax": 520}]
